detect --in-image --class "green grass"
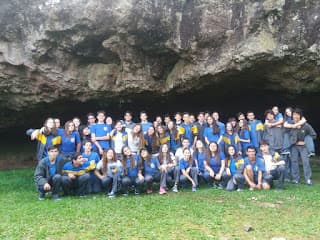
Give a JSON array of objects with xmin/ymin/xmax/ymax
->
[{"xmin": 1, "ymin": 164, "xmax": 320, "ymax": 240}]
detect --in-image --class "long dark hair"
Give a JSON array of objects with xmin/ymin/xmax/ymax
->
[
  {"xmin": 225, "ymin": 145, "xmax": 239, "ymax": 167},
  {"xmin": 64, "ymin": 120, "xmax": 74, "ymax": 136},
  {"xmin": 147, "ymin": 126, "xmax": 160, "ymax": 153},
  {"xmin": 183, "ymin": 148, "xmax": 194, "ymax": 165},
  {"xmin": 194, "ymin": 140, "xmax": 206, "ymax": 156},
  {"xmin": 167, "ymin": 121, "xmax": 178, "ymax": 139},
  {"xmin": 208, "ymin": 116, "xmax": 220, "ymax": 135},
  {"xmin": 132, "ymin": 124, "xmax": 145, "ymax": 148},
  {"xmin": 206, "ymin": 142, "xmax": 220, "ymax": 165},
  {"xmin": 121, "ymin": 146, "xmax": 136, "ymax": 175},
  {"xmin": 101, "ymin": 148, "xmax": 117, "ymax": 175},
  {"xmin": 139, "ymin": 148, "xmax": 151, "ymax": 166},
  {"xmin": 239, "ymin": 119, "xmax": 249, "ymax": 138},
  {"xmin": 158, "ymin": 144, "xmax": 173, "ymax": 164}
]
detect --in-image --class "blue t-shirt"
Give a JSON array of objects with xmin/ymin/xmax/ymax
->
[
  {"xmin": 144, "ymin": 157, "xmax": 160, "ymax": 176},
  {"xmin": 141, "ymin": 122, "xmax": 153, "ymax": 134},
  {"xmin": 124, "ymin": 154, "xmax": 140, "ymax": 177},
  {"xmin": 169, "ymin": 132, "xmax": 179, "ymax": 152},
  {"xmin": 203, "ymin": 127, "xmax": 221, "ymax": 143},
  {"xmin": 181, "ymin": 123, "xmax": 194, "ymax": 144},
  {"xmin": 62, "ymin": 161, "xmax": 95, "ymax": 175},
  {"xmin": 229, "ymin": 157, "xmax": 237, "ymax": 176},
  {"xmin": 274, "ymin": 112, "xmax": 283, "ymax": 121},
  {"xmin": 179, "ymin": 158, "xmax": 195, "ymax": 172},
  {"xmin": 82, "ymin": 152, "xmax": 100, "ymax": 164},
  {"xmin": 248, "ymin": 120, "xmax": 263, "ymax": 148},
  {"xmin": 91, "ymin": 123, "xmax": 111, "ymax": 149},
  {"xmin": 45, "ymin": 155, "xmax": 62, "ymax": 177},
  {"xmin": 244, "ymin": 157, "xmax": 265, "ymax": 177},
  {"xmin": 208, "ymin": 152, "xmax": 226, "ymax": 173},
  {"xmin": 193, "ymin": 151, "xmax": 206, "ymax": 173},
  {"xmin": 217, "ymin": 121, "xmax": 225, "ymax": 135},
  {"xmin": 239, "ymin": 129, "xmax": 251, "ymax": 152},
  {"xmin": 59, "ymin": 131, "xmax": 81, "ymax": 154}
]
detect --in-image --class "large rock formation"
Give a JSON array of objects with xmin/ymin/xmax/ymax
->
[{"xmin": 1, "ymin": 0, "xmax": 320, "ymax": 128}]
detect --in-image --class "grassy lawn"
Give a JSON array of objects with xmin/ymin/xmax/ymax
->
[{"xmin": 1, "ymin": 162, "xmax": 320, "ymax": 240}]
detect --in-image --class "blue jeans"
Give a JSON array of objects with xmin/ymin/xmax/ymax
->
[
  {"xmin": 38, "ymin": 174, "xmax": 62, "ymax": 195},
  {"xmin": 61, "ymin": 173, "xmax": 91, "ymax": 196}
]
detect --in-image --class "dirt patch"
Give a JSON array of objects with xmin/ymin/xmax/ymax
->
[{"xmin": 0, "ymin": 155, "xmax": 36, "ymax": 170}]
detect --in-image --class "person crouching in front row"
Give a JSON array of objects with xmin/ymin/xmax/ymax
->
[
  {"xmin": 34, "ymin": 145, "xmax": 65, "ymax": 201},
  {"xmin": 61, "ymin": 153, "xmax": 95, "ymax": 197}
]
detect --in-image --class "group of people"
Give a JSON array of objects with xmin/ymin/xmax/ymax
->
[{"xmin": 29, "ymin": 106, "xmax": 317, "ymax": 200}]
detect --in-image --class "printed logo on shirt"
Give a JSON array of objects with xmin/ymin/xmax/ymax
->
[
  {"xmin": 150, "ymin": 163, "xmax": 155, "ymax": 168},
  {"xmin": 255, "ymin": 166, "xmax": 258, "ymax": 171},
  {"xmin": 104, "ymin": 127, "xmax": 107, "ymax": 131},
  {"xmin": 71, "ymin": 137, "xmax": 75, "ymax": 143},
  {"xmin": 83, "ymin": 157, "xmax": 88, "ymax": 162}
]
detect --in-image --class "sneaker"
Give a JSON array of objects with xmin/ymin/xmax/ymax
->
[
  {"xmin": 292, "ymin": 180, "xmax": 299, "ymax": 184},
  {"xmin": 237, "ymin": 188, "xmax": 244, "ymax": 192},
  {"xmin": 217, "ymin": 184, "xmax": 223, "ymax": 190},
  {"xmin": 108, "ymin": 191, "xmax": 116, "ymax": 198},
  {"xmin": 249, "ymin": 187, "xmax": 254, "ymax": 191},
  {"xmin": 306, "ymin": 179, "xmax": 312, "ymax": 186},
  {"xmin": 134, "ymin": 190, "xmax": 140, "ymax": 195},
  {"xmin": 308, "ymin": 152, "xmax": 315, "ymax": 158},
  {"xmin": 146, "ymin": 189, "xmax": 153, "ymax": 194},
  {"xmin": 192, "ymin": 186, "xmax": 197, "ymax": 192},
  {"xmin": 79, "ymin": 194, "xmax": 86, "ymax": 198},
  {"xmin": 38, "ymin": 192, "xmax": 45, "ymax": 201},
  {"xmin": 122, "ymin": 192, "xmax": 128, "ymax": 197},
  {"xmin": 159, "ymin": 187, "xmax": 167, "ymax": 195},
  {"xmin": 172, "ymin": 185, "xmax": 178, "ymax": 193},
  {"xmin": 52, "ymin": 194, "xmax": 61, "ymax": 201}
]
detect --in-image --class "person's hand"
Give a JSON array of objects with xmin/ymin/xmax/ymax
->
[
  {"xmin": 191, "ymin": 180, "xmax": 196, "ymax": 187},
  {"xmin": 68, "ymin": 173, "xmax": 76, "ymax": 179},
  {"xmin": 215, "ymin": 173, "xmax": 221, "ymax": 180},
  {"xmin": 43, "ymin": 183, "xmax": 51, "ymax": 191},
  {"xmin": 209, "ymin": 170, "xmax": 215, "ymax": 178},
  {"xmin": 98, "ymin": 148, "xmax": 103, "ymax": 155},
  {"xmin": 138, "ymin": 174, "xmax": 144, "ymax": 181},
  {"xmin": 256, "ymin": 183, "xmax": 262, "ymax": 190},
  {"xmin": 226, "ymin": 168, "xmax": 231, "ymax": 176}
]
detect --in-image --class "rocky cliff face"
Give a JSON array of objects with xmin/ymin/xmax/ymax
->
[{"xmin": 0, "ymin": 0, "xmax": 320, "ymax": 128}]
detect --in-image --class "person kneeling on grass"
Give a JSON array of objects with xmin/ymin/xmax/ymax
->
[
  {"xmin": 258, "ymin": 140, "xmax": 285, "ymax": 190},
  {"xmin": 61, "ymin": 153, "xmax": 96, "ymax": 197},
  {"xmin": 34, "ymin": 145, "xmax": 65, "ymax": 201},
  {"xmin": 95, "ymin": 148, "xmax": 123, "ymax": 198},
  {"xmin": 179, "ymin": 148, "xmax": 198, "ymax": 192},
  {"xmin": 225, "ymin": 145, "xmax": 245, "ymax": 191},
  {"xmin": 243, "ymin": 146, "xmax": 268, "ymax": 190}
]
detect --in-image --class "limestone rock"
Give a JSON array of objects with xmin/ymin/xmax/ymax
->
[{"xmin": 0, "ymin": 0, "xmax": 320, "ymax": 128}]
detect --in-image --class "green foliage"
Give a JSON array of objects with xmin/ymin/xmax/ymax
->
[{"xmin": 0, "ymin": 168, "xmax": 320, "ymax": 240}]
